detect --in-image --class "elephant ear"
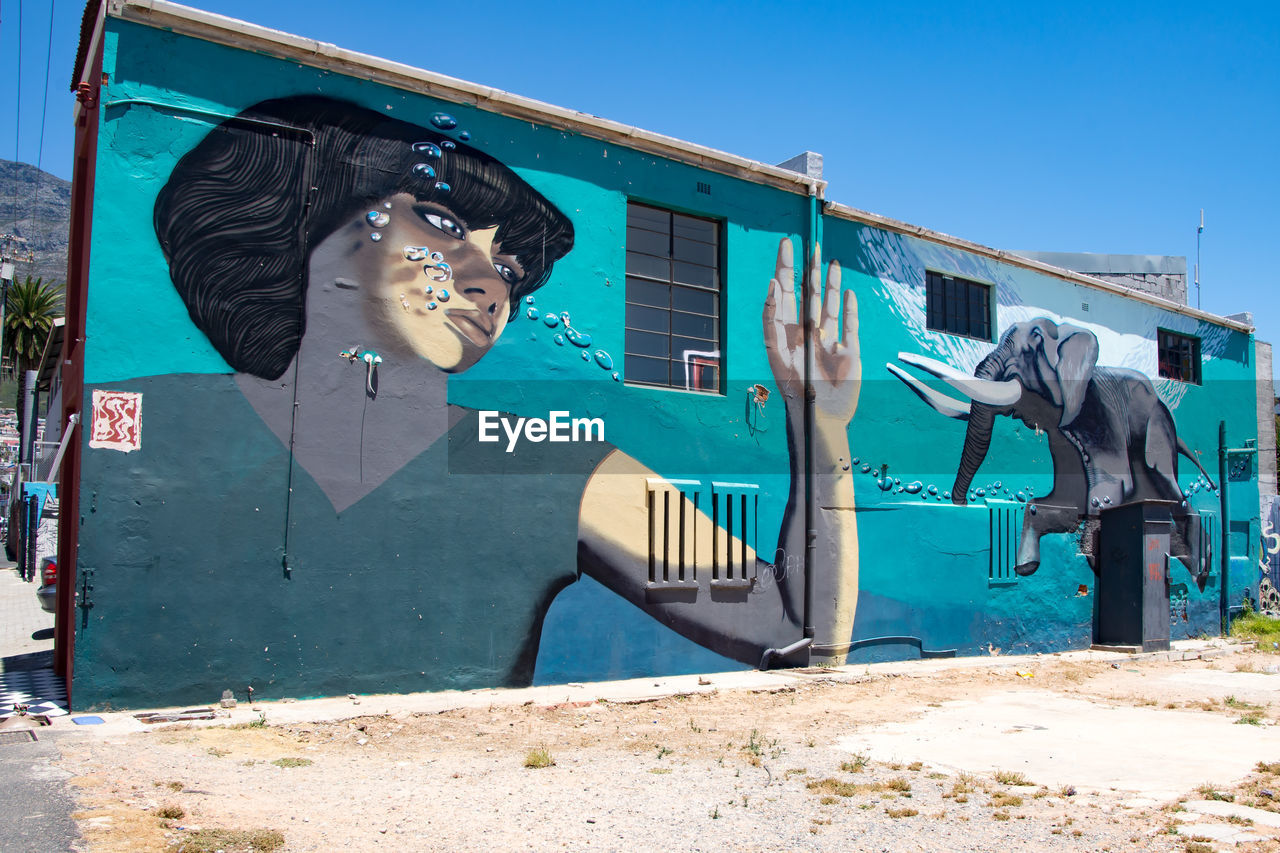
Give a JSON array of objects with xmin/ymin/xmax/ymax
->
[{"xmin": 1054, "ymin": 325, "xmax": 1099, "ymax": 428}]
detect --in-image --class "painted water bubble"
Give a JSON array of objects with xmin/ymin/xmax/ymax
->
[
  {"xmin": 366, "ymin": 210, "xmax": 390, "ymax": 228},
  {"xmin": 430, "ymin": 112, "xmax": 458, "ymax": 130},
  {"xmin": 893, "ymin": 478, "xmax": 901, "ymax": 487},
  {"xmin": 1015, "ymin": 491, "xmax": 1027, "ymax": 502},
  {"xmin": 426, "ymin": 263, "xmax": 452, "ymax": 282},
  {"xmin": 426, "ymin": 301, "xmax": 437, "ymax": 311},
  {"xmin": 459, "ymin": 130, "xmax": 471, "ymax": 141},
  {"xmin": 436, "ymin": 289, "xmax": 451, "ymax": 302},
  {"xmin": 903, "ymin": 481, "xmax": 923, "ymax": 495},
  {"xmin": 993, "ymin": 481, "xmax": 1002, "ymax": 490},
  {"xmin": 560, "ymin": 312, "xmax": 572, "ymax": 325},
  {"xmin": 975, "ymin": 488, "xmax": 986, "ymax": 497},
  {"xmin": 927, "ymin": 484, "xmax": 938, "ymax": 495},
  {"xmin": 1030, "ymin": 504, "xmax": 1037, "ymax": 514},
  {"xmin": 553, "ymin": 333, "xmax": 565, "ymax": 345},
  {"xmin": 593, "ymin": 350, "xmax": 614, "ymax": 370},
  {"xmin": 434, "ymin": 181, "xmax": 451, "ymax": 193},
  {"xmin": 564, "ymin": 327, "xmax": 593, "ymax": 348},
  {"xmin": 1090, "ymin": 497, "xmax": 1100, "ymax": 507},
  {"xmin": 412, "ymin": 163, "xmax": 437, "ymax": 180},
  {"xmin": 525, "ymin": 295, "xmax": 535, "ymax": 304},
  {"xmin": 441, "ymin": 140, "xmax": 456, "ymax": 150},
  {"xmin": 543, "ymin": 313, "xmax": 560, "ymax": 328},
  {"xmin": 877, "ymin": 478, "xmax": 894, "ymax": 492},
  {"xmin": 403, "ymin": 246, "xmax": 427, "ymax": 262},
  {"xmin": 612, "ymin": 372, "xmax": 620, "ymax": 381},
  {"xmin": 581, "ymin": 350, "xmax": 590, "ymax": 361},
  {"xmin": 851, "ymin": 458, "xmax": 860, "ymax": 466},
  {"xmin": 370, "ymin": 233, "xmax": 382, "ymax": 242},
  {"xmin": 943, "ymin": 491, "xmax": 951, "ymax": 500},
  {"xmin": 526, "ymin": 308, "xmax": 539, "ymax": 321},
  {"xmin": 424, "ymin": 285, "xmax": 434, "ymax": 296},
  {"xmin": 860, "ymin": 464, "xmax": 872, "ymax": 474},
  {"xmin": 412, "ymin": 141, "xmax": 442, "ymax": 158}
]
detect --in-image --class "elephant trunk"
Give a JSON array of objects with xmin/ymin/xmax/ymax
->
[{"xmin": 951, "ymin": 351, "xmax": 1005, "ymax": 506}]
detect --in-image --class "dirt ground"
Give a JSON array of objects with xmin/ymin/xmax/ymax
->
[{"xmin": 55, "ymin": 648, "xmax": 1280, "ymax": 852}]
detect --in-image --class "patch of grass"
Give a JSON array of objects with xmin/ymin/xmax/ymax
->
[
  {"xmin": 523, "ymin": 748, "xmax": 555, "ymax": 769},
  {"xmin": 806, "ymin": 777, "xmax": 881, "ymax": 798},
  {"xmin": 228, "ymin": 714, "xmax": 268, "ymax": 730},
  {"xmin": 993, "ymin": 769, "xmax": 1030, "ymax": 786},
  {"xmin": 1184, "ymin": 843, "xmax": 1213, "ymax": 853},
  {"xmin": 906, "ymin": 761, "xmax": 923, "ymax": 772},
  {"xmin": 649, "ymin": 768, "xmax": 671, "ymax": 775},
  {"xmin": 1237, "ymin": 713, "xmax": 1264, "ymax": 726},
  {"xmin": 819, "ymin": 795, "xmax": 839, "ymax": 805},
  {"xmin": 1197, "ymin": 783, "xmax": 1234, "ymax": 801},
  {"xmin": 784, "ymin": 768, "xmax": 807, "ymax": 780},
  {"xmin": 655, "ymin": 745, "xmax": 672, "ymax": 759},
  {"xmin": 206, "ymin": 747, "xmax": 229, "ymax": 758},
  {"xmin": 1225, "ymin": 814, "xmax": 1254, "ymax": 825},
  {"xmin": 1226, "ymin": 695, "xmax": 1263, "ymax": 711},
  {"xmin": 270, "ymin": 757, "xmax": 312, "ymax": 769},
  {"xmin": 992, "ymin": 811, "xmax": 1011, "ymax": 821},
  {"xmin": 1231, "ymin": 611, "xmax": 1280, "ymax": 652},
  {"xmin": 885, "ymin": 807, "xmax": 918, "ymax": 818},
  {"xmin": 885, "ymin": 777, "xmax": 911, "ymax": 792},
  {"xmin": 157, "ymin": 805, "xmax": 185, "ymax": 820},
  {"xmin": 990, "ymin": 793, "xmax": 1023, "ymax": 808},
  {"xmin": 169, "ymin": 828, "xmax": 284, "ymax": 852},
  {"xmin": 841, "ymin": 752, "xmax": 870, "ymax": 773},
  {"xmin": 1257, "ymin": 761, "xmax": 1280, "ymax": 775}
]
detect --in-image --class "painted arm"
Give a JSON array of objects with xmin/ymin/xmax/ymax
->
[{"xmin": 576, "ymin": 238, "xmax": 860, "ymax": 666}]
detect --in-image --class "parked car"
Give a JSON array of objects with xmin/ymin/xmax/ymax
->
[{"xmin": 36, "ymin": 556, "xmax": 56, "ymax": 613}]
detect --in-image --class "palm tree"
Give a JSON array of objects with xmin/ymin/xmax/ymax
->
[
  {"xmin": 4, "ymin": 275, "xmax": 64, "ymax": 377},
  {"xmin": 3, "ymin": 275, "xmax": 64, "ymax": 466}
]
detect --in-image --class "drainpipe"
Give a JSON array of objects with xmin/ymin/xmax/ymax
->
[
  {"xmin": 1218, "ymin": 420, "xmax": 1229, "ymax": 635},
  {"xmin": 802, "ymin": 183, "xmax": 821, "ymax": 644}
]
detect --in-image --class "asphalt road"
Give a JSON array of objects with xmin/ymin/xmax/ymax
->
[{"xmin": 1, "ymin": 561, "xmax": 81, "ymax": 852}]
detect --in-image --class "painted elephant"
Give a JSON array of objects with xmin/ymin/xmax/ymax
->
[{"xmin": 888, "ymin": 318, "xmax": 1215, "ymax": 588}]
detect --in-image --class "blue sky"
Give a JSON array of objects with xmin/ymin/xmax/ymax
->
[{"xmin": 3, "ymin": 0, "xmax": 1278, "ymax": 358}]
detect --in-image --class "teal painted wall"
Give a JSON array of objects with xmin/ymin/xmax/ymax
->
[{"xmin": 71, "ymin": 17, "xmax": 1261, "ymax": 708}]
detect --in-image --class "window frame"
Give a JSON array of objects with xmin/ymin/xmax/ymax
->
[
  {"xmin": 925, "ymin": 270, "xmax": 993, "ymax": 342},
  {"xmin": 622, "ymin": 201, "xmax": 724, "ymax": 394},
  {"xmin": 1157, "ymin": 328, "xmax": 1202, "ymax": 385}
]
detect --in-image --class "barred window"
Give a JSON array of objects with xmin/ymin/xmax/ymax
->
[
  {"xmin": 926, "ymin": 271, "xmax": 992, "ymax": 341},
  {"xmin": 1158, "ymin": 329, "xmax": 1201, "ymax": 384},
  {"xmin": 624, "ymin": 203, "xmax": 721, "ymax": 392}
]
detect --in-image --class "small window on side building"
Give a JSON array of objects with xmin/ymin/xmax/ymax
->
[
  {"xmin": 624, "ymin": 202, "xmax": 721, "ymax": 393},
  {"xmin": 926, "ymin": 271, "xmax": 991, "ymax": 341},
  {"xmin": 1158, "ymin": 329, "xmax": 1201, "ymax": 384}
]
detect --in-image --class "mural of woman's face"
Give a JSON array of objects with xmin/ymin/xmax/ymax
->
[{"xmin": 346, "ymin": 192, "xmax": 522, "ymax": 372}]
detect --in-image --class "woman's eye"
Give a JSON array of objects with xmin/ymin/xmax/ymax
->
[
  {"xmin": 424, "ymin": 212, "xmax": 465, "ymax": 239},
  {"xmin": 492, "ymin": 262, "xmax": 520, "ymax": 284}
]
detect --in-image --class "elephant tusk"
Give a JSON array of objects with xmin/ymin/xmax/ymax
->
[
  {"xmin": 896, "ymin": 352, "xmax": 1022, "ymax": 407},
  {"xmin": 886, "ymin": 364, "xmax": 971, "ymax": 419}
]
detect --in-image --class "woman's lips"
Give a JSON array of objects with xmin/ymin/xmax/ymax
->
[{"xmin": 444, "ymin": 308, "xmax": 493, "ymax": 344}]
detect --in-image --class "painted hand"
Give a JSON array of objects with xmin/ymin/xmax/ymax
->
[{"xmin": 762, "ymin": 238, "xmax": 860, "ymax": 425}]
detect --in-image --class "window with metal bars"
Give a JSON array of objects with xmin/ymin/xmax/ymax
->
[
  {"xmin": 1157, "ymin": 329, "xmax": 1201, "ymax": 384},
  {"xmin": 925, "ymin": 271, "xmax": 992, "ymax": 341},
  {"xmin": 624, "ymin": 203, "xmax": 721, "ymax": 392}
]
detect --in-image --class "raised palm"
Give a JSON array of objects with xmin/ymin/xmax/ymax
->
[{"xmin": 762, "ymin": 239, "xmax": 860, "ymax": 424}]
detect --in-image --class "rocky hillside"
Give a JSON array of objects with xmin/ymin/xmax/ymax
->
[{"xmin": 0, "ymin": 159, "xmax": 71, "ymax": 285}]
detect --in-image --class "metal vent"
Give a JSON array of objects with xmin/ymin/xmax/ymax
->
[
  {"xmin": 696, "ymin": 181, "xmax": 711, "ymax": 195},
  {"xmin": 711, "ymin": 482, "xmax": 758, "ymax": 587}
]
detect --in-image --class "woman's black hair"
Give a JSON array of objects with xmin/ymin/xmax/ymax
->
[{"xmin": 154, "ymin": 95, "xmax": 574, "ymax": 379}]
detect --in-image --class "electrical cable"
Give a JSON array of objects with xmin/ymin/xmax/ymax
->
[{"xmin": 32, "ymin": 0, "xmax": 54, "ymax": 247}]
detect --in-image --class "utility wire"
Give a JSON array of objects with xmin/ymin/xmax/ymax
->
[
  {"xmin": 9, "ymin": 0, "xmax": 24, "ymax": 237},
  {"xmin": 33, "ymin": 0, "xmax": 55, "ymax": 250}
]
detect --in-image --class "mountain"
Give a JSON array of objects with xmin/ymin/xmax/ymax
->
[{"xmin": 0, "ymin": 159, "xmax": 71, "ymax": 286}]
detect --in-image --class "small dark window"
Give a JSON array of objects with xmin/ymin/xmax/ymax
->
[
  {"xmin": 625, "ymin": 203, "xmax": 721, "ymax": 392},
  {"xmin": 926, "ymin": 271, "xmax": 991, "ymax": 341},
  {"xmin": 1158, "ymin": 329, "xmax": 1201, "ymax": 384}
]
